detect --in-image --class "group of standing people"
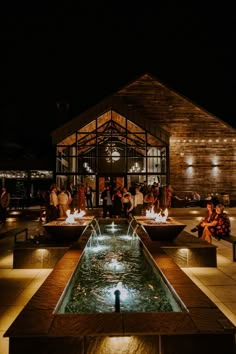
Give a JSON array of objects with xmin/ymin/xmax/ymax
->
[
  {"xmin": 191, "ymin": 201, "xmax": 231, "ymax": 243},
  {"xmin": 101, "ymin": 184, "xmax": 142, "ymax": 219},
  {"xmin": 43, "ymin": 181, "xmax": 173, "ymax": 221},
  {"xmin": 101, "ymin": 182, "xmax": 169, "ymax": 219},
  {"xmin": 44, "ymin": 182, "xmax": 94, "ymax": 222}
]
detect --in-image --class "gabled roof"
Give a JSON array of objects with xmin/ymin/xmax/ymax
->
[
  {"xmin": 56, "ymin": 109, "xmax": 167, "ymax": 157},
  {"xmin": 52, "ymin": 72, "xmax": 236, "ymax": 146}
]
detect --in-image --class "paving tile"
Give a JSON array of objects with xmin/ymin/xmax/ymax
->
[
  {"xmin": 207, "ymin": 285, "xmax": 236, "ymax": 302},
  {"xmin": 187, "ymin": 267, "xmax": 236, "ymax": 286},
  {"xmin": 1, "ymin": 207, "xmax": 236, "ymax": 354}
]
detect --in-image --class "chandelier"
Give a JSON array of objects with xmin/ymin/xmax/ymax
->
[{"xmin": 105, "ymin": 143, "xmax": 121, "ymax": 163}]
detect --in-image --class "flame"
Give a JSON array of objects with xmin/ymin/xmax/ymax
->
[
  {"xmin": 65, "ymin": 209, "xmax": 86, "ymax": 224},
  {"xmin": 146, "ymin": 207, "xmax": 168, "ymax": 223},
  {"xmin": 73, "ymin": 209, "xmax": 86, "ymax": 219},
  {"xmin": 145, "ymin": 205, "xmax": 156, "ymax": 218}
]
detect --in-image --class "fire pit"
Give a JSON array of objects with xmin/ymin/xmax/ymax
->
[
  {"xmin": 135, "ymin": 207, "xmax": 186, "ymax": 241},
  {"xmin": 43, "ymin": 209, "xmax": 94, "ymax": 241}
]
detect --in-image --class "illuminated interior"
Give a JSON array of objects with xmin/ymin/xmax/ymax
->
[{"xmin": 55, "ymin": 110, "xmax": 168, "ymax": 206}]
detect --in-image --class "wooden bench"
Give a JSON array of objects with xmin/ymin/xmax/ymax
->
[{"xmin": 221, "ymin": 235, "xmax": 236, "ymax": 261}]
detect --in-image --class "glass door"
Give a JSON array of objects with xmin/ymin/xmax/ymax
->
[{"xmin": 98, "ymin": 176, "xmax": 125, "ymax": 206}]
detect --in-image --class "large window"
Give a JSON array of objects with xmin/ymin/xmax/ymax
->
[{"xmin": 55, "ymin": 110, "xmax": 168, "ymax": 204}]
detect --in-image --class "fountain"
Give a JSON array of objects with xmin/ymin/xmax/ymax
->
[
  {"xmin": 55, "ymin": 221, "xmax": 185, "ymax": 314},
  {"xmin": 43, "ymin": 209, "xmax": 94, "ymax": 241},
  {"xmin": 5, "ymin": 218, "xmax": 236, "ymax": 354},
  {"xmin": 135, "ymin": 207, "xmax": 186, "ymax": 241}
]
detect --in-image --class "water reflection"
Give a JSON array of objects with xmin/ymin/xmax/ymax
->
[{"xmin": 57, "ymin": 221, "xmax": 183, "ymax": 314}]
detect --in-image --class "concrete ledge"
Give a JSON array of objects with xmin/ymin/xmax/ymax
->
[
  {"xmin": 5, "ymin": 219, "xmax": 235, "ymax": 354},
  {"xmin": 221, "ymin": 235, "xmax": 236, "ymax": 261},
  {"xmin": 136, "ymin": 225, "xmax": 217, "ymax": 267}
]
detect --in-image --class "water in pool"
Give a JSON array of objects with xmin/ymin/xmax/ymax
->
[{"xmin": 57, "ymin": 221, "xmax": 185, "ymax": 314}]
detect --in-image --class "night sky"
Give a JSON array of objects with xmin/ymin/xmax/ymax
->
[{"xmin": 1, "ymin": 2, "xmax": 235, "ymax": 158}]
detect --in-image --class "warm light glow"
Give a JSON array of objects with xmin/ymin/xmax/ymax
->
[
  {"xmin": 6, "ymin": 217, "xmax": 17, "ymax": 223},
  {"xmin": 65, "ymin": 209, "xmax": 86, "ymax": 223},
  {"xmin": 146, "ymin": 206, "xmax": 168, "ymax": 222},
  {"xmin": 186, "ymin": 157, "xmax": 193, "ymax": 166},
  {"xmin": 105, "ymin": 143, "xmax": 121, "ymax": 163},
  {"xmin": 111, "ymin": 150, "xmax": 120, "ymax": 161},
  {"xmin": 9, "ymin": 211, "xmax": 21, "ymax": 216},
  {"xmin": 211, "ymin": 156, "xmax": 219, "ymax": 166},
  {"xmin": 175, "ymin": 248, "xmax": 188, "ymax": 258},
  {"xmin": 101, "ymin": 337, "xmax": 132, "ymax": 352},
  {"xmin": 189, "ymin": 210, "xmax": 200, "ymax": 215},
  {"xmin": 35, "ymin": 248, "xmax": 49, "ymax": 255}
]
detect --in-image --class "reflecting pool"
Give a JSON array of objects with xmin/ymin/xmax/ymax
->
[{"xmin": 56, "ymin": 221, "xmax": 186, "ymax": 314}]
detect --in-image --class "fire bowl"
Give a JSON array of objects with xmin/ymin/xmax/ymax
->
[
  {"xmin": 43, "ymin": 217, "xmax": 94, "ymax": 241},
  {"xmin": 134, "ymin": 217, "xmax": 186, "ymax": 242}
]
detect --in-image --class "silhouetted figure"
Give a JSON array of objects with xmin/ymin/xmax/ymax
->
[
  {"xmin": 85, "ymin": 183, "xmax": 93, "ymax": 210},
  {"xmin": 101, "ymin": 185, "xmax": 113, "ymax": 218},
  {"xmin": 0, "ymin": 186, "xmax": 10, "ymax": 224},
  {"xmin": 47, "ymin": 186, "xmax": 59, "ymax": 221},
  {"xmin": 113, "ymin": 189, "xmax": 123, "ymax": 218}
]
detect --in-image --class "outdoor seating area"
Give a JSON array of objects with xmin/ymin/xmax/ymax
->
[
  {"xmin": 1, "ymin": 206, "xmax": 236, "ymax": 354},
  {"xmin": 4, "ymin": 217, "xmax": 236, "ymax": 354},
  {"xmin": 171, "ymin": 192, "xmax": 232, "ymax": 208}
]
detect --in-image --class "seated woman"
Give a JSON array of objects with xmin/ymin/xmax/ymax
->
[{"xmin": 200, "ymin": 204, "xmax": 231, "ymax": 243}]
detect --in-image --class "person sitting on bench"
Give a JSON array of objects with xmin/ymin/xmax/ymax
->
[
  {"xmin": 199, "ymin": 204, "xmax": 231, "ymax": 243},
  {"xmin": 191, "ymin": 201, "xmax": 216, "ymax": 238}
]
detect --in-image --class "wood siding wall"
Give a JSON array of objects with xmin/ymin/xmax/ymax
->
[
  {"xmin": 118, "ymin": 74, "xmax": 236, "ymax": 199},
  {"xmin": 53, "ymin": 73, "xmax": 236, "ymax": 200}
]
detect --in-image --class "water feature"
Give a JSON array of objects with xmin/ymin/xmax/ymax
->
[
  {"xmin": 56, "ymin": 220, "xmax": 186, "ymax": 314},
  {"xmin": 7, "ymin": 219, "xmax": 236, "ymax": 354},
  {"xmin": 43, "ymin": 216, "xmax": 95, "ymax": 241}
]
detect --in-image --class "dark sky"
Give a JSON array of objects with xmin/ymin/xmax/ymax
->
[{"xmin": 1, "ymin": 2, "xmax": 236, "ymax": 157}]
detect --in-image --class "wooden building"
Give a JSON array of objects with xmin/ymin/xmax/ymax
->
[{"xmin": 52, "ymin": 73, "xmax": 236, "ymax": 207}]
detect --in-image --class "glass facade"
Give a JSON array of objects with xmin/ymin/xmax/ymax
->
[
  {"xmin": 0, "ymin": 170, "xmax": 54, "ymax": 208},
  {"xmin": 55, "ymin": 111, "xmax": 168, "ymax": 206}
]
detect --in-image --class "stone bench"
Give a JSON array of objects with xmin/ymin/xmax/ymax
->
[
  {"xmin": 221, "ymin": 235, "xmax": 236, "ymax": 261},
  {"xmin": 161, "ymin": 231, "xmax": 217, "ymax": 267},
  {"xmin": 135, "ymin": 226, "xmax": 217, "ymax": 267}
]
